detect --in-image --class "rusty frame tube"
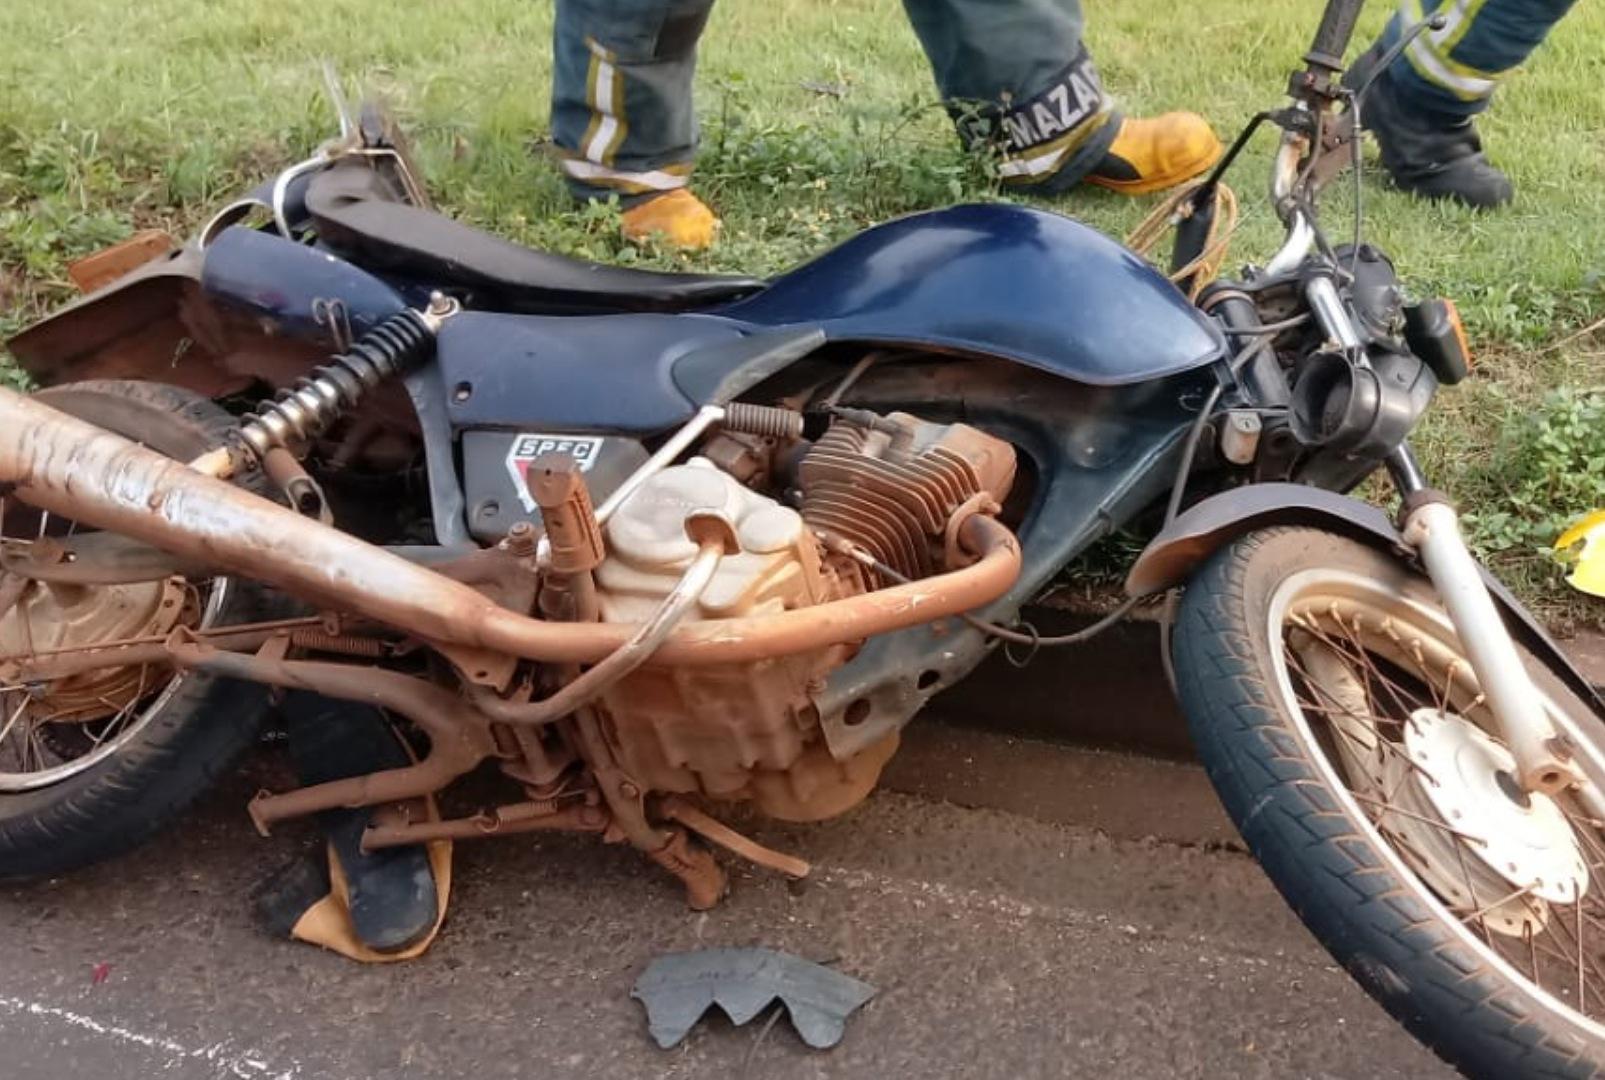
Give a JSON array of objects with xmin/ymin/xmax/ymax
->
[
  {"xmin": 0, "ymin": 387, "xmax": 1021, "ymax": 667},
  {"xmin": 165, "ymin": 642, "xmax": 497, "ymax": 830},
  {"xmin": 0, "ymin": 618, "xmax": 327, "ymax": 683},
  {"xmin": 361, "ymin": 802, "xmax": 608, "ymax": 850}
]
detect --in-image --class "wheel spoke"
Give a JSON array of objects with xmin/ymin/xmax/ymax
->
[
  {"xmin": 1578, "ymin": 896, "xmax": 1586, "ymax": 1007},
  {"xmin": 1317, "ymin": 612, "xmax": 1426, "ymax": 720},
  {"xmin": 0, "ymin": 692, "xmax": 28, "ymax": 748},
  {"xmin": 1460, "ymin": 884, "xmax": 1536, "ymax": 926},
  {"xmin": 1346, "ymin": 790, "xmax": 1489, "ymax": 847}
]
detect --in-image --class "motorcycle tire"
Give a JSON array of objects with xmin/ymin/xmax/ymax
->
[
  {"xmin": 1174, "ymin": 526, "xmax": 1605, "ymax": 1080},
  {"xmin": 0, "ymin": 380, "xmax": 277, "ymax": 880}
]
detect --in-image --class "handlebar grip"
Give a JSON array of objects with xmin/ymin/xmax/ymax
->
[{"xmin": 1306, "ymin": 0, "xmax": 1366, "ymax": 68}]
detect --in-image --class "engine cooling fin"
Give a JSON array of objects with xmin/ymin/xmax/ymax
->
[{"xmin": 798, "ymin": 411, "xmax": 1015, "ymax": 582}]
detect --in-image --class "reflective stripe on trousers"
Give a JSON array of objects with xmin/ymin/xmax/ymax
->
[
  {"xmin": 1381, "ymin": 0, "xmax": 1576, "ymax": 117},
  {"xmin": 549, "ymin": 0, "xmax": 1115, "ymax": 200}
]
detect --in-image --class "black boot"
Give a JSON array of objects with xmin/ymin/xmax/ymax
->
[{"xmin": 1343, "ymin": 43, "xmax": 1513, "ymax": 209}]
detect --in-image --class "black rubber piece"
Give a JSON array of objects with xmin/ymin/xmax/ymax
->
[
  {"xmin": 282, "ymin": 692, "xmax": 438, "ymax": 953},
  {"xmin": 1172, "ymin": 526, "xmax": 1605, "ymax": 1079},
  {"xmin": 1307, "ymin": 0, "xmax": 1365, "ymax": 71},
  {"xmin": 305, "ymin": 166, "xmax": 764, "ymax": 316},
  {"xmin": 252, "ymin": 852, "xmax": 332, "ymax": 939},
  {"xmin": 0, "ymin": 381, "xmax": 279, "ymax": 881}
]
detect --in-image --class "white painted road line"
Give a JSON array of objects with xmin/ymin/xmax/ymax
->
[{"xmin": 0, "ymin": 995, "xmax": 305, "ymax": 1080}]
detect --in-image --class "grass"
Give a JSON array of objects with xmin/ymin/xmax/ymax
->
[{"xmin": 1, "ymin": 0, "xmax": 1603, "ymax": 612}]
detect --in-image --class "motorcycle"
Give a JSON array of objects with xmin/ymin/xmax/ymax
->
[{"xmin": 3, "ymin": 0, "xmax": 1603, "ymax": 1073}]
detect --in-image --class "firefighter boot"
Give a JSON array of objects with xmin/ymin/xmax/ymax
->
[
  {"xmin": 620, "ymin": 189, "xmax": 720, "ymax": 250},
  {"xmin": 1343, "ymin": 44, "xmax": 1513, "ymax": 209},
  {"xmin": 1085, "ymin": 113, "xmax": 1223, "ymax": 195}
]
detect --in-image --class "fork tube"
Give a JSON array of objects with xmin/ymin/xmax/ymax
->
[
  {"xmin": 1384, "ymin": 444, "xmax": 1427, "ymax": 495},
  {"xmin": 1387, "ymin": 446, "xmax": 1576, "ymax": 795}
]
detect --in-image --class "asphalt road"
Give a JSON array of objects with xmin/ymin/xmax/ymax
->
[{"xmin": 0, "ymin": 724, "xmax": 1457, "ymax": 1080}]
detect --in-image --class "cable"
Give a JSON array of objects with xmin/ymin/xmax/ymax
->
[
  {"xmin": 1166, "ymin": 383, "xmax": 1225, "ymax": 526},
  {"xmin": 1222, "ymin": 313, "xmax": 1311, "ymax": 338},
  {"xmin": 823, "ymin": 530, "xmax": 1145, "ymax": 656},
  {"xmin": 1344, "ymin": 13, "xmax": 1446, "ymax": 274},
  {"xmin": 1152, "ymin": 372, "xmax": 1235, "ymax": 693},
  {"xmin": 823, "ymin": 351, "xmax": 885, "ymax": 409},
  {"xmin": 961, "ymin": 596, "xmax": 1143, "ymax": 650}
]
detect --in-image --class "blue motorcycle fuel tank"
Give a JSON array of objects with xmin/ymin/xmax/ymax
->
[{"xmin": 720, "ymin": 204, "xmax": 1227, "ymax": 386}]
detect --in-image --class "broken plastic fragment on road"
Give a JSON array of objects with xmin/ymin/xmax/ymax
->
[{"xmin": 632, "ymin": 948, "xmax": 875, "ymax": 1050}]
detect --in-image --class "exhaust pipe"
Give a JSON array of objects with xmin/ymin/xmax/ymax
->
[{"xmin": 0, "ymin": 387, "xmax": 1020, "ymax": 666}]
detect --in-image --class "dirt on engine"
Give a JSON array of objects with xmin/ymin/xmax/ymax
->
[{"xmin": 590, "ymin": 411, "xmax": 1017, "ymax": 822}]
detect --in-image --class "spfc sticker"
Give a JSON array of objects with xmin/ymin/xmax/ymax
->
[{"xmin": 505, "ymin": 433, "xmax": 604, "ymax": 512}]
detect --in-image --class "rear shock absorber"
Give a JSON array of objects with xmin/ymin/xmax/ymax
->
[
  {"xmin": 189, "ymin": 293, "xmax": 459, "ymax": 480},
  {"xmin": 239, "ymin": 293, "xmax": 458, "ymax": 459}
]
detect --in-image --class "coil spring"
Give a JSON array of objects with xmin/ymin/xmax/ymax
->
[
  {"xmin": 288, "ymin": 628, "xmax": 389, "ymax": 658},
  {"xmin": 722, "ymin": 402, "xmax": 804, "ymax": 439},
  {"xmin": 237, "ymin": 309, "xmax": 435, "ymax": 459}
]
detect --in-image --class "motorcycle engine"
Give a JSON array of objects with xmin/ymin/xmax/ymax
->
[{"xmin": 590, "ymin": 410, "xmax": 1016, "ymax": 822}]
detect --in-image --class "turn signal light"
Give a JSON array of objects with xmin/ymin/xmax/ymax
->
[{"xmin": 1404, "ymin": 298, "xmax": 1472, "ymax": 385}]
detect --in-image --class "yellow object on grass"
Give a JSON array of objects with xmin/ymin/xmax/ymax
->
[{"xmin": 1556, "ymin": 510, "xmax": 1605, "ymax": 598}]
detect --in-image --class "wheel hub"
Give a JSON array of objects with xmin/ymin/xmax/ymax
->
[
  {"xmin": 1404, "ymin": 708, "xmax": 1588, "ymax": 906},
  {"xmin": 0, "ymin": 575, "xmax": 188, "ymax": 722}
]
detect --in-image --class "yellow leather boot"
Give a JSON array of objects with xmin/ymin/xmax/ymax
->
[
  {"xmin": 1086, "ymin": 113, "xmax": 1223, "ymax": 195},
  {"xmin": 620, "ymin": 189, "xmax": 720, "ymax": 250}
]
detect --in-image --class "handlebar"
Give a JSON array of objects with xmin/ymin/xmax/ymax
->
[
  {"xmin": 1265, "ymin": 136, "xmax": 1315, "ymax": 276},
  {"xmin": 1305, "ymin": 0, "xmax": 1366, "ymax": 72}
]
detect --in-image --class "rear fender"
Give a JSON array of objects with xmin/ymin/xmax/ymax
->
[
  {"xmin": 4, "ymin": 238, "xmax": 328, "ymax": 398},
  {"xmin": 1128, "ymin": 483, "xmax": 1605, "ymax": 712},
  {"xmin": 5, "ymin": 245, "xmax": 222, "ymax": 390}
]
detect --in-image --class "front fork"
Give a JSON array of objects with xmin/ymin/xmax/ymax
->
[
  {"xmin": 1384, "ymin": 446, "xmax": 1580, "ymax": 795},
  {"xmin": 1303, "ymin": 269, "xmax": 1580, "ymax": 795}
]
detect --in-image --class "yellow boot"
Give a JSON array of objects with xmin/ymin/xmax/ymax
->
[
  {"xmin": 1086, "ymin": 113, "xmax": 1223, "ymax": 196},
  {"xmin": 620, "ymin": 189, "xmax": 720, "ymax": 250}
]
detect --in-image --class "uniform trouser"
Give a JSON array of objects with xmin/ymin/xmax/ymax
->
[
  {"xmin": 1379, "ymin": 0, "xmax": 1577, "ymax": 120},
  {"xmin": 550, "ymin": 0, "xmax": 1118, "ymax": 203}
]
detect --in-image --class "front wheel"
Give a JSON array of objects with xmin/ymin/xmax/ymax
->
[{"xmin": 1175, "ymin": 527, "xmax": 1605, "ymax": 1079}]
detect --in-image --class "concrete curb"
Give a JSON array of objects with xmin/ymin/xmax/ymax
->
[
  {"xmin": 924, "ymin": 603, "xmax": 1189, "ymax": 758},
  {"xmin": 923, "ymin": 603, "xmax": 1605, "ymax": 761},
  {"xmin": 895, "ymin": 607, "xmax": 1605, "ymax": 846}
]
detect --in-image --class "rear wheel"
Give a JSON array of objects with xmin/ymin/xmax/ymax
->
[
  {"xmin": 0, "ymin": 380, "xmax": 276, "ymax": 879},
  {"xmin": 1175, "ymin": 527, "xmax": 1605, "ymax": 1079}
]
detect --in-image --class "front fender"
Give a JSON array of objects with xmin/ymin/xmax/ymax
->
[{"xmin": 1128, "ymin": 483, "xmax": 1605, "ymax": 712}]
